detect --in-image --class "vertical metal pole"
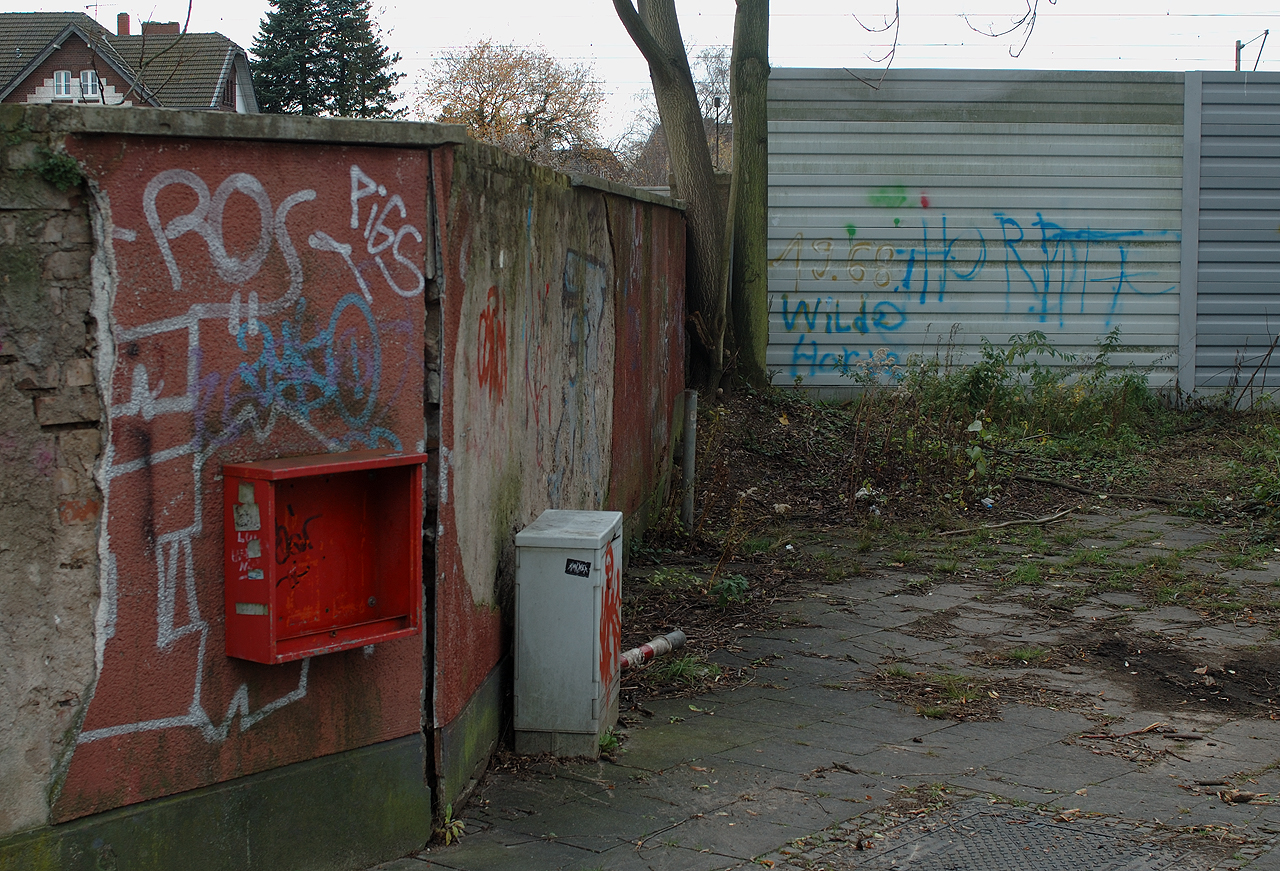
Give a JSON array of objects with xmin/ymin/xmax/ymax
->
[
  {"xmin": 713, "ymin": 96, "xmax": 722, "ymax": 170},
  {"xmin": 1237, "ymin": 40, "xmax": 1244, "ymax": 71},
  {"xmin": 680, "ymin": 389, "xmax": 698, "ymax": 532},
  {"xmin": 1178, "ymin": 71, "xmax": 1202, "ymax": 399}
]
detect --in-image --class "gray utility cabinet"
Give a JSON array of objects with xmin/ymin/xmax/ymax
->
[{"xmin": 514, "ymin": 509, "xmax": 623, "ymax": 757}]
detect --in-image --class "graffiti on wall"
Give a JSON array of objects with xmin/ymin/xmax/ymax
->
[
  {"xmin": 548, "ymin": 250, "xmax": 610, "ymax": 507},
  {"xmin": 771, "ymin": 208, "xmax": 1179, "ymax": 379},
  {"xmin": 448, "ymin": 232, "xmax": 616, "ymax": 606},
  {"xmin": 598, "ymin": 537, "xmax": 621, "ymax": 697},
  {"xmin": 57, "ymin": 140, "xmax": 426, "ymax": 818},
  {"xmin": 477, "ymin": 286, "xmax": 508, "ymax": 403}
]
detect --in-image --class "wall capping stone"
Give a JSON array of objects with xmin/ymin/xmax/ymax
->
[
  {"xmin": 6, "ymin": 103, "xmax": 470, "ymax": 147},
  {"xmin": 0, "ymin": 104, "xmax": 689, "ymax": 209},
  {"xmin": 569, "ymin": 172, "xmax": 686, "ymax": 209}
]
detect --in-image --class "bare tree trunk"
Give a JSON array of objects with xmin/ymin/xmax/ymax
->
[
  {"xmin": 614, "ymin": 0, "xmax": 726, "ymax": 392},
  {"xmin": 728, "ymin": 0, "xmax": 770, "ymax": 387}
]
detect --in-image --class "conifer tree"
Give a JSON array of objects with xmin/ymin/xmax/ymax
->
[
  {"xmin": 251, "ymin": 0, "xmax": 403, "ymax": 118},
  {"xmin": 324, "ymin": 0, "xmax": 404, "ymax": 118}
]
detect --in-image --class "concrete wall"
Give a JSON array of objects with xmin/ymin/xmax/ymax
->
[
  {"xmin": 432, "ymin": 143, "xmax": 685, "ymax": 803},
  {"xmin": 0, "ymin": 111, "xmax": 104, "ymax": 836},
  {"xmin": 0, "ymin": 105, "xmax": 685, "ymax": 867}
]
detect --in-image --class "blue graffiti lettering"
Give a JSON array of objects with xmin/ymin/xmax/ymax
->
[
  {"xmin": 774, "ymin": 211, "xmax": 1178, "ymax": 379},
  {"xmin": 781, "ymin": 294, "xmax": 821, "ymax": 332},
  {"xmin": 872, "ymin": 301, "xmax": 906, "ymax": 332},
  {"xmin": 217, "ymin": 293, "xmax": 401, "ymax": 451}
]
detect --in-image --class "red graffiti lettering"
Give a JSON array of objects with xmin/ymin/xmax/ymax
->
[
  {"xmin": 599, "ymin": 540, "xmax": 621, "ymax": 695},
  {"xmin": 477, "ymin": 285, "xmax": 507, "ymax": 402}
]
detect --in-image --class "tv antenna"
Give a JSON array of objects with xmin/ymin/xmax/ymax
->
[{"xmin": 1236, "ymin": 30, "xmax": 1269, "ymax": 71}]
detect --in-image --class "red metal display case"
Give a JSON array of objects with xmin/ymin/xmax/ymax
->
[{"xmin": 222, "ymin": 449, "xmax": 428, "ymax": 664}]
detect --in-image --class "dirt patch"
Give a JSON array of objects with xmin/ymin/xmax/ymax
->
[
  {"xmin": 619, "ymin": 388, "xmax": 1280, "ymax": 710},
  {"xmin": 900, "ymin": 607, "xmax": 960, "ymax": 640},
  {"xmin": 859, "ymin": 667, "xmax": 1087, "ymax": 722},
  {"xmin": 862, "ymin": 668, "xmax": 1001, "ymax": 721},
  {"xmin": 1064, "ymin": 631, "xmax": 1280, "ymax": 716}
]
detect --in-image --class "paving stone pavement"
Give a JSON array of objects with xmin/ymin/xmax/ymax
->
[{"xmin": 370, "ymin": 511, "xmax": 1280, "ymax": 871}]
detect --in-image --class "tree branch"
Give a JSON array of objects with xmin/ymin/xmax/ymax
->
[
  {"xmin": 847, "ymin": 0, "xmax": 899, "ymax": 90},
  {"xmin": 1011, "ymin": 474, "xmax": 1190, "ymax": 507},
  {"xmin": 937, "ymin": 506, "xmax": 1076, "ymax": 536},
  {"xmin": 612, "ymin": 0, "xmax": 668, "ymax": 72},
  {"xmin": 965, "ymin": 0, "xmax": 1055, "ymax": 58}
]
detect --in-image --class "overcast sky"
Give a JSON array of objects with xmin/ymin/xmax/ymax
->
[{"xmin": 9, "ymin": 1, "xmax": 1280, "ymax": 138}]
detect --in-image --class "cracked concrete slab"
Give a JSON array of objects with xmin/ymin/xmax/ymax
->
[{"xmin": 392, "ymin": 511, "xmax": 1280, "ymax": 871}]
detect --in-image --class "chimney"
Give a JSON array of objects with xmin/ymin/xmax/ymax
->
[
  {"xmin": 141, "ymin": 21, "xmax": 181, "ymax": 36},
  {"xmin": 116, "ymin": 12, "xmax": 130, "ymax": 36}
]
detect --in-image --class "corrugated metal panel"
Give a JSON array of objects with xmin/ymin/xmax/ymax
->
[
  {"xmin": 1196, "ymin": 72, "xmax": 1280, "ymax": 391},
  {"xmin": 768, "ymin": 69, "xmax": 1184, "ymax": 390}
]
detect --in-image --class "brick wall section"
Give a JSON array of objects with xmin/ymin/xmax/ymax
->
[
  {"xmin": 3, "ymin": 34, "xmax": 134, "ymax": 106},
  {"xmin": 0, "ymin": 109, "xmax": 104, "ymax": 834}
]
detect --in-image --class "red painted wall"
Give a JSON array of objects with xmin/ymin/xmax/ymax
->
[
  {"xmin": 55, "ymin": 136, "xmax": 427, "ymax": 821},
  {"xmin": 430, "ymin": 143, "xmax": 685, "ymax": 741},
  {"xmin": 430, "ymin": 146, "xmax": 505, "ymax": 729},
  {"xmin": 608, "ymin": 199, "xmax": 687, "ymax": 521}
]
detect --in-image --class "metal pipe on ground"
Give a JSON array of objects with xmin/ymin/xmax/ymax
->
[{"xmin": 620, "ymin": 629, "xmax": 687, "ymax": 670}]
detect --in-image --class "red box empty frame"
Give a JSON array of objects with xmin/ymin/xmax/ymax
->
[{"xmin": 222, "ymin": 449, "xmax": 428, "ymax": 664}]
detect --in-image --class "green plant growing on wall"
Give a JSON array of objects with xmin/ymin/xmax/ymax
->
[{"xmin": 35, "ymin": 147, "xmax": 83, "ymax": 191}]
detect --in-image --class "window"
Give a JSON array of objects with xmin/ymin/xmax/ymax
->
[
  {"xmin": 52, "ymin": 70, "xmax": 72, "ymax": 98},
  {"xmin": 80, "ymin": 70, "xmax": 99, "ymax": 101}
]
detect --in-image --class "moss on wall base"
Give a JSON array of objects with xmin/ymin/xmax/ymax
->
[
  {"xmin": 0, "ymin": 735, "xmax": 431, "ymax": 871},
  {"xmin": 437, "ymin": 658, "xmax": 507, "ymax": 813}
]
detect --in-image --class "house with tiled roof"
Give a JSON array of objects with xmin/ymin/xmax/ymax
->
[{"xmin": 0, "ymin": 12, "xmax": 258, "ymax": 112}]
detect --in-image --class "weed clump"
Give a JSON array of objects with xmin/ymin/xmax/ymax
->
[
  {"xmin": 841, "ymin": 328, "xmax": 1172, "ymax": 515},
  {"xmin": 646, "ymin": 654, "xmax": 722, "ymax": 687}
]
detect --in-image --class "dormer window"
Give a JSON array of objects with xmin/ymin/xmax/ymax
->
[
  {"xmin": 53, "ymin": 70, "xmax": 72, "ymax": 99},
  {"xmin": 80, "ymin": 70, "xmax": 99, "ymax": 101}
]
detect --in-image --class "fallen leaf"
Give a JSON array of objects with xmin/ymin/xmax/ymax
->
[{"xmin": 1220, "ymin": 789, "xmax": 1265, "ymax": 804}]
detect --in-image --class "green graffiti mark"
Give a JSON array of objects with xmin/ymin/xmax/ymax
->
[
  {"xmin": 869, "ymin": 185, "xmax": 909, "ymax": 209},
  {"xmin": 893, "ymin": 217, "xmax": 900, "ymax": 227},
  {"xmin": 845, "ymin": 223, "xmax": 857, "ymax": 238}
]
